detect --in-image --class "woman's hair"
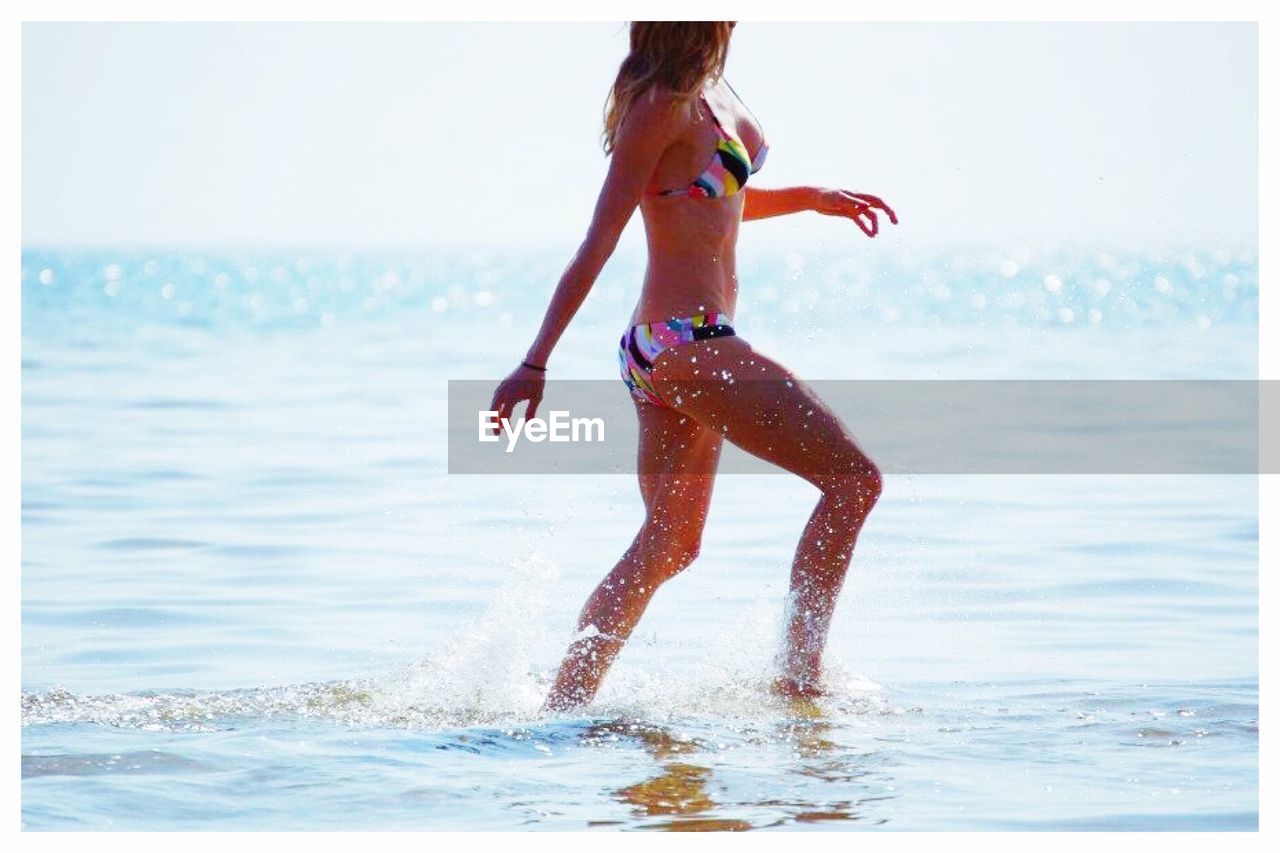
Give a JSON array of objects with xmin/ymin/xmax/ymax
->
[{"xmin": 602, "ymin": 21, "xmax": 735, "ymax": 154}]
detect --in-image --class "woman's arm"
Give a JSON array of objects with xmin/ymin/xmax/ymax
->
[
  {"xmin": 488, "ymin": 89, "xmax": 680, "ymax": 427},
  {"xmin": 741, "ymin": 185, "xmax": 821, "ymax": 221},
  {"xmin": 521, "ymin": 91, "xmax": 680, "ymax": 369},
  {"xmin": 743, "ymin": 186, "xmax": 898, "ymax": 237}
]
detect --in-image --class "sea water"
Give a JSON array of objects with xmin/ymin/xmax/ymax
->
[{"xmin": 21, "ymin": 244, "xmax": 1258, "ymax": 829}]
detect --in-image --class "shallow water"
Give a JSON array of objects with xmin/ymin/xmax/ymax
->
[{"xmin": 21, "ymin": 246, "xmax": 1258, "ymax": 829}]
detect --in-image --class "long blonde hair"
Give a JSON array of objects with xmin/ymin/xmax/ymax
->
[{"xmin": 602, "ymin": 22, "xmax": 735, "ymax": 154}]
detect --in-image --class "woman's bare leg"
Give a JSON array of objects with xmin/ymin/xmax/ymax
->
[
  {"xmin": 543, "ymin": 401, "xmax": 724, "ymax": 711},
  {"xmin": 652, "ymin": 335, "xmax": 882, "ymax": 696}
]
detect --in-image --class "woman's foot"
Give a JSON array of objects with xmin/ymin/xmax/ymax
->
[
  {"xmin": 770, "ymin": 675, "xmax": 828, "ymax": 700},
  {"xmin": 770, "ymin": 676, "xmax": 828, "ymax": 718}
]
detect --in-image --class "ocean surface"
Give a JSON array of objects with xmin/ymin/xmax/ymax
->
[{"xmin": 21, "ymin": 244, "xmax": 1258, "ymax": 830}]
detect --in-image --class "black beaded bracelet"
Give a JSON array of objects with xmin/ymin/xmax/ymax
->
[{"xmin": 521, "ymin": 360, "xmax": 547, "ymax": 372}]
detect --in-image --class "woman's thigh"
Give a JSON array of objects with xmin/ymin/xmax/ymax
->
[
  {"xmin": 650, "ymin": 335, "xmax": 877, "ymax": 488},
  {"xmin": 634, "ymin": 397, "xmax": 724, "ymax": 526}
]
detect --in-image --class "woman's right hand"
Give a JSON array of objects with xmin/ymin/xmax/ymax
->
[{"xmin": 487, "ymin": 363, "xmax": 546, "ymax": 435}]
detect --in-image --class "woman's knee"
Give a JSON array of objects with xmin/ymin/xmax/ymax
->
[
  {"xmin": 633, "ymin": 519, "xmax": 703, "ymax": 584},
  {"xmin": 816, "ymin": 452, "xmax": 882, "ymax": 511}
]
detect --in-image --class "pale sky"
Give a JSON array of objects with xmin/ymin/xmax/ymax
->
[{"xmin": 22, "ymin": 21, "xmax": 1257, "ymax": 251}]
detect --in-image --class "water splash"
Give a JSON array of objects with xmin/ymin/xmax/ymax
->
[
  {"xmin": 22, "ymin": 551, "xmax": 889, "ymax": 731},
  {"xmin": 374, "ymin": 550, "xmax": 561, "ymax": 722}
]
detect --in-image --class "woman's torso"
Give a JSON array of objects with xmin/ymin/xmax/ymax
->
[{"xmin": 630, "ymin": 79, "xmax": 767, "ymax": 326}]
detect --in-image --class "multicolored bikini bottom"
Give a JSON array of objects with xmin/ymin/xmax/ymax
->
[{"xmin": 618, "ymin": 312, "xmax": 736, "ymax": 408}]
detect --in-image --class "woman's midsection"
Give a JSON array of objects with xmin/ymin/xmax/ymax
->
[{"xmin": 632, "ymin": 204, "xmax": 742, "ymax": 326}]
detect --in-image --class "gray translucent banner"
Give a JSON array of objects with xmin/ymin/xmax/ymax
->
[{"xmin": 449, "ymin": 380, "xmax": 1268, "ymax": 475}]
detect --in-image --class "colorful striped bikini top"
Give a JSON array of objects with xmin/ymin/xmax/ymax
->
[{"xmin": 649, "ymin": 81, "xmax": 768, "ymax": 200}]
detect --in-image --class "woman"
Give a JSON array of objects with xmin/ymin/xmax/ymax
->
[{"xmin": 489, "ymin": 22, "xmax": 896, "ymax": 711}]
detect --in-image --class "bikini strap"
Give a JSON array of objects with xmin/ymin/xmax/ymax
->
[{"xmin": 723, "ymin": 78, "xmax": 764, "ymax": 128}]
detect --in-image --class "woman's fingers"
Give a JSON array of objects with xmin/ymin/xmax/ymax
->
[
  {"xmin": 850, "ymin": 192, "xmax": 898, "ymax": 225},
  {"xmin": 489, "ymin": 386, "xmax": 519, "ymax": 435},
  {"xmin": 848, "ymin": 203, "xmax": 877, "ymax": 237},
  {"xmin": 486, "ymin": 389, "xmax": 504, "ymax": 435},
  {"xmin": 840, "ymin": 190, "xmax": 899, "ymax": 226},
  {"xmin": 489, "ymin": 396, "xmax": 509, "ymax": 435},
  {"xmin": 500, "ymin": 395, "xmax": 521, "ymax": 427},
  {"xmin": 862, "ymin": 207, "xmax": 879, "ymax": 236},
  {"xmin": 821, "ymin": 190, "xmax": 897, "ymax": 236},
  {"xmin": 836, "ymin": 191, "xmax": 878, "ymax": 237}
]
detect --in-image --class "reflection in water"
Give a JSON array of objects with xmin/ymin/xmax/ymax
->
[
  {"xmin": 617, "ymin": 762, "xmax": 751, "ymax": 831},
  {"xmin": 585, "ymin": 700, "xmax": 894, "ymax": 830},
  {"xmin": 766, "ymin": 712, "xmax": 892, "ymax": 825},
  {"xmin": 588, "ymin": 720, "xmax": 751, "ymax": 831}
]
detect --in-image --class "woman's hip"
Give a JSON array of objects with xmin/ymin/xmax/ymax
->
[{"xmin": 618, "ymin": 311, "xmax": 736, "ymax": 408}]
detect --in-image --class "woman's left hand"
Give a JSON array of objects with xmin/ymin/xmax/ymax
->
[{"xmin": 812, "ymin": 189, "xmax": 898, "ymax": 238}]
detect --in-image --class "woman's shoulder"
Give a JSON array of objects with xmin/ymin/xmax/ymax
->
[
  {"xmin": 620, "ymin": 83, "xmax": 694, "ymax": 134},
  {"xmin": 632, "ymin": 83, "xmax": 686, "ymax": 113}
]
